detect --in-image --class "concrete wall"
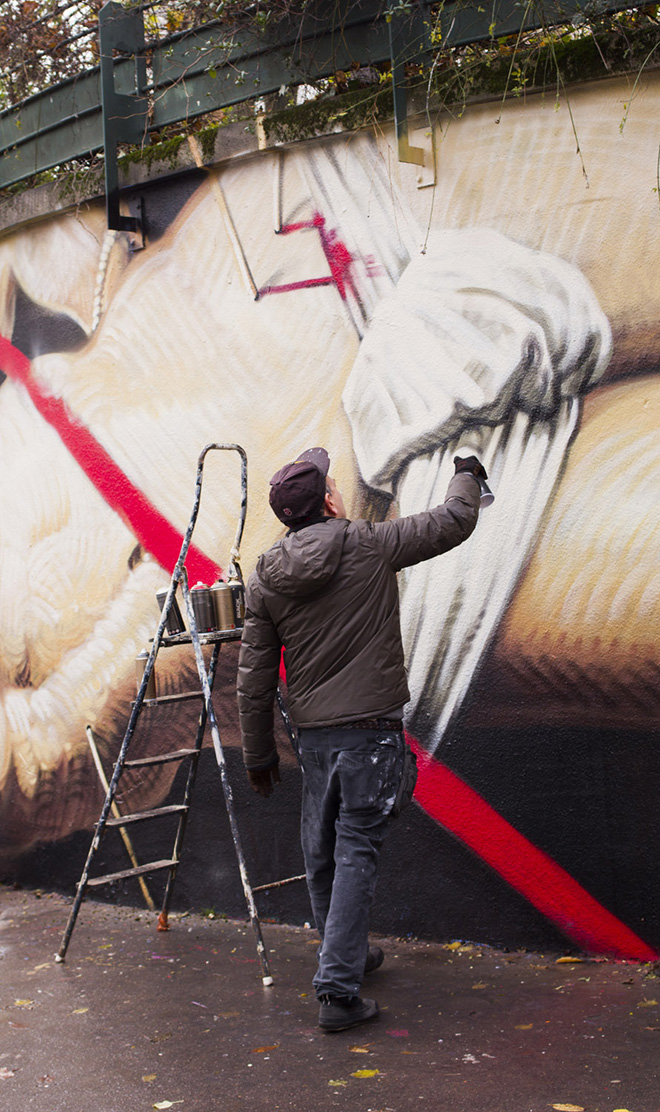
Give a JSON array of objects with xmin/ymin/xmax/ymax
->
[{"xmin": 1, "ymin": 71, "xmax": 660, "ymax": 958}]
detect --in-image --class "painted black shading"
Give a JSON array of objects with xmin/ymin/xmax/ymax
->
[{"xmin": 11, "ymin": 284, "xmax": 87, "ymax": 360}]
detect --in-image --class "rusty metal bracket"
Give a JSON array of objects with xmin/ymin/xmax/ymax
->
[
  {"xmin": 388, "ymin": 3, "xmax": 429, "ymax": 165},
  {"xmin": 99, "ymin": 0, "xmax": 148, "ymax": 233}
]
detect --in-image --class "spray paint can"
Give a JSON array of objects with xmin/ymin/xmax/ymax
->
[
  {"xmin": 477, "ymin": 475, "xmax": 495, "ymax": 507},
  {"xmin": 210, "ymin": 581, "xmax": 235, "ymax": 631},
  {"xmin": 191, "ymin": 583, "xmax": 217, "ymax": 632},
  {"xmin": 136, "ymin": 650, "xmax": 157, "ymax": 700},
  {"xmin": 228, "ymin": 574, "xmax": 245, "ymax": 629},
  {"xmin": 156, "ymin": 587, "xmax": 186, "ymax": 635}
]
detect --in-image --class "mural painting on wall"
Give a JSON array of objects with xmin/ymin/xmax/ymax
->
[{"xmin": 0, "ymin": 73, "xmax": 659, "ymax": 958}]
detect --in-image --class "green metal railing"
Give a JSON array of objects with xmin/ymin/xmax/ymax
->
[{"xmin": 0, "ymin": 0, "xmax": 640, "ymax": 202}]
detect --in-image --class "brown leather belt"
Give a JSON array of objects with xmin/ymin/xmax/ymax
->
[{"xmin": 325, "ymin": 718, "xmax": 402, "ymax": 731}]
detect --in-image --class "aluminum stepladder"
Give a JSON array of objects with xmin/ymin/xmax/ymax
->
[{"xmin": 56, "ymin": 443, "xmax": 290, "ymax": 984}]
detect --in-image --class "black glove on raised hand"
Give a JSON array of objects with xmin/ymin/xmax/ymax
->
[
  {"xmin": 247, "ymin": 764, "xmax": 281, "ymax": 798},
  {"xmin": 453, "ymin": 455, "xmax": 488, "ymax": 481}
]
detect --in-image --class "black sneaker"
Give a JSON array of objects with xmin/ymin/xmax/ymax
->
[
  {"xmin": 318, "ymin": 995, "xmax": 380, "ymax": 1032},
  {"xmin": 364, "ymin": 945, "xmax": 384, "ymax": 974}
]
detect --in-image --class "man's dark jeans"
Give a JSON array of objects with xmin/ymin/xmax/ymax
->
[{"xmin": 298, "ymin": 726, "xmax": 404, "ymax": 1000}]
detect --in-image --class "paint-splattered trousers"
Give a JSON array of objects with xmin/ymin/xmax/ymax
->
[{"xmin": 298, "ymin": 726, "xmax": 405, "ymax": 1000}]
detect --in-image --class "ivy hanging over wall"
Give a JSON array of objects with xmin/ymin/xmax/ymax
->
[
  {"xmin": 0, "ymin": 1, "xmax": 313, "ymax": 108},
  {"xmin": 1, "ymin": 2, "xmax": 659, "ymax": 201}
]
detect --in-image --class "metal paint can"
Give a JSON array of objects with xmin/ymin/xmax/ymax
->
[
  {"xmin": 228, "ymin": 575, "xmax": 245, "ymax": 629},
  {"xmin": 191, "ymin": 583, "xmax": 217, "ymax": 632},
  {"xmin": 211, "ymin": 581, "xmax": 235, "ymax": 631},
  {"xmin": 156, "ymin": 588, "xmax": 186, "ymax": 635},
  {"xmin": 477, "ymin": 475, "xmax": 495, "ymax": 508},
  {"xmin": 136, "ymin": 650, "xmax": 157, "ymax": 700}
]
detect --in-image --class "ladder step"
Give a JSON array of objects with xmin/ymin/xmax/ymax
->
[
  {"xmin": 157, "ymin": 629, "xmax": 243, "ymax": 645},
  {"xmin": 253, "ymin": 874, "xmax": 306, "ymax": 892},
  {"xmin": 132, "ymin": 691, "xmax": 204, "ymax": 707},
  {"xmin": 103, "ymin": 804, "xmax": 188, "ymax": 827},
  {"xmin": 123, "ymin": 748, "xmax": 199, "ymax": 768},
  {"xmin": 86, "ymin": 859, "xmax": 178, "ymax": 886}
]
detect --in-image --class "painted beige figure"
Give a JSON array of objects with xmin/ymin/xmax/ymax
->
[{"xmin": 0, "ymin": 75, "xmax": 659, "ymax": 857}]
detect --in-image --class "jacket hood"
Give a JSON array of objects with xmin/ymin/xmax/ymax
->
[{"xmin": 257, "ymin": 518, "xmax": 349, "ymax": 598}]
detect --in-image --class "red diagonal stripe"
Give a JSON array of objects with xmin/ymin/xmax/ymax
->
[
  {"xmin": 408, "ymin": 736, "xmax": 657, "ymax": 961},
  {"xmin": 0, "ymin": 337, "xmax": 220, "ymax": 584}
]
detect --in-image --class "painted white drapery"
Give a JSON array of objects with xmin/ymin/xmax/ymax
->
[{"xmin": 343, "ymin": 229, "xmax": 613, "ymax": 752}]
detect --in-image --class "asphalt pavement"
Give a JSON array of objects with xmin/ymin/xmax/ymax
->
[{"xmin": 1, "ymin": 885, "xmax": 659, "ymax": 1112}]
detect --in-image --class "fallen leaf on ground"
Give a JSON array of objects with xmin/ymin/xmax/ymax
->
[
  {"xmin": 348, "ymin": 1046, "xmax": 371, "ymax": 1053},
  {"xmin": 0, "ymin": 1068, "xmax": 16, "ymax": 1080},
  {"xmin": 328, "ymin": 1080, "xmax": 348, "ymax": 1087},
  {"xmin": 252, "ymin": 1045, "xmax": 278, "ymax": 1053},
  {"xmin": 153, "ymin": 1103, "xmax": 184, "ymax": 1110},
  {"xmin": 352, "ymin": 1069, "xmax": 381, "ymax": 1078},
  {"xmin": 142, "ymin": 1075, "xmax": 157, "ymax": 1082},
  {"xmin": 515, "ymin": 1024, "xmax": 533, "ymax": 1030},
  {"xmin": 13, "ymin": 1000, "xmax": 33, "ymax": 1008},
  {"xmin": 72, "ymin": 1008, "xmax": 88, "ymax": 1014},
  {"xmin": 551, "ymin": 1104, "xmax": 585, "ymax": 1111},
  {"xmin": 555, "ymin": 957, "xmax": 584, "ymax": 964},
  {"xmin": 637, "ymin": 999, "xmax": 658, "ymax": 1007},
  {"xmin": 472, "ymin": 982, "xmax": 488, "ymax": 990}
]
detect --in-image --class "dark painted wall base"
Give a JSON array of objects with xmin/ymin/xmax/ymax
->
[{"xmin": 7, "ymin": 746, "xmax": 576, "ymax": 954}]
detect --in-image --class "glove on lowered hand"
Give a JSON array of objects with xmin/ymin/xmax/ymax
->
[
  {"xmin": 247, "ymin": 764, "xmax": 281, "ymax": 798},
  {"xmin": 453, "ymin": 455, "xmax": 488, "ymax": 481}
]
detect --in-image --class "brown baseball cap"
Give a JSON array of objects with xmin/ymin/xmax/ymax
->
[{"xmin": 269, "ymin": 447, "xmax": 330, "ymax": 525}]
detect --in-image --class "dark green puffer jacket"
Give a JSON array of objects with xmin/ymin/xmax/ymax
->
[{"xmin": 237, "ymin": 472, "xmax": 480, "ymax": 769}]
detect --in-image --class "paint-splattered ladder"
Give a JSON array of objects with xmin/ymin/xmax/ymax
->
[{"xmin": 55, "ymin": 444, "xmax": 283, "ymax": 984}]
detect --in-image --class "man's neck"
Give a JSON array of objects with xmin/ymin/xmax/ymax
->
[{"xmin": 287, "ymin": 514, "xmax": 329, "ymax": 534}]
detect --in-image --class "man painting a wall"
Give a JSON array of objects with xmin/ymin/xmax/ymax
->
[{"xmin": 237, "ymin": 447, "xmax": 484, "ymax": 1029}]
